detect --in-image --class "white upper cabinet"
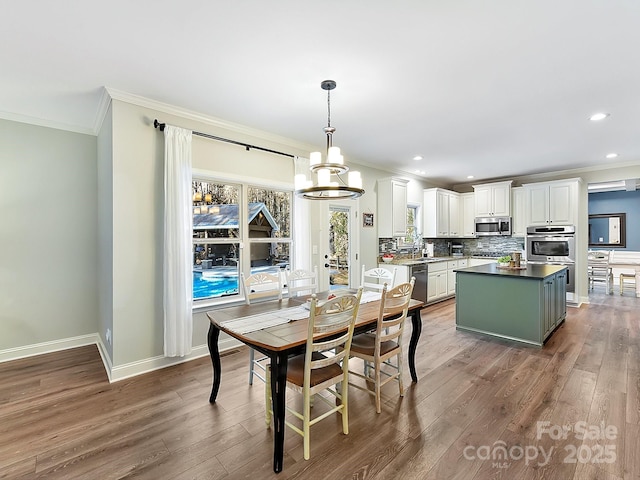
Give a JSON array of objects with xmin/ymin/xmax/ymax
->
[
  {"xmin": 511, "ymin": 187, "xmax": 526, "ymax": 236},
  {"xmin": 460, "ymin": 192, "xmax": 476, "ymax": 237},
  {"xmin": 424, "ymin": 188, "xmax": 460, "ymax": 237},
  {"xmin": 378, "ymin": 177, "xmax": 409, "ymax": 237},
  {"xmin": 523, "ymin": 179, "xmax": 580, "ymax": 227},
  {"xmin": 473, "ymin": 180, "xmax": 512, "ymax": 217}
]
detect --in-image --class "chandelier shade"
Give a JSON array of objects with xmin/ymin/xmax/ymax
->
[{"xmin": 294, "ymin": 80, "xmax": 364, "ymax": 200}]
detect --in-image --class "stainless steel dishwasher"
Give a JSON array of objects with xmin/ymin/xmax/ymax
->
[{"xmin": 409, "ymin": 264, "xmax": 428, "ymax": 303}]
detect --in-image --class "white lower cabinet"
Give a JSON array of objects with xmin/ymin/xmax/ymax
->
[
  {"xmin": 426, "ymin": 259, "xmax": 469, "ymax": 303},
  {"xmin": 427, "ymin": 262, "xmax": 448, "ymax": 303},
  {"xmin": 381, "ymin": 259, "xmax": 471, "ymax": 305}
]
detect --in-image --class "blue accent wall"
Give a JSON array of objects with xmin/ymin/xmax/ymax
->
[{"xmin": 588, "ymin": 190, "xmax": 640, "ymax": 250}]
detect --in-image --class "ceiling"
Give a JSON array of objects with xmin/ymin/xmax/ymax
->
[{"xmin": 2, "ymin": 1, "xmax": 639, "ymax": 186}]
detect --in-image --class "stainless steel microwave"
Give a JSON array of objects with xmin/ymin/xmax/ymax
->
[{"xmin": 474, "ymin": 216, "xmax": 512, "ymax": 236}]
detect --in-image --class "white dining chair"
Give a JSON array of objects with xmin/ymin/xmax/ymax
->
[
  {"xmin": 587, "ymin": 251, "xmax": 613, "ymax": 294},
  {"xmin": 285, "ymin": 267, "xmax": 319, "ymax": 298},
  {"xmin": 361, "ymin": 265, "xmax": 397, "ymax": 292},
  {"xmin": 241, "ymin": 271, "xmax": 283, "ymax": 384},
  {"xmin": 348, "ymin": 278, "xmax": 415, "ymax": 413},
  {"xmin": 265, "ymin": 288, "xmax": 363, "ymax": 460}
]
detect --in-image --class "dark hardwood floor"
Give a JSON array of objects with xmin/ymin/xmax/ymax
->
[{"xmin": 1, "ymin": 288, "xmax": 638, "ymax": 479}]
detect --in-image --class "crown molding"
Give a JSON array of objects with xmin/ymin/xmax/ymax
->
[
  {"xmin": 92, "ymin": 87, "xmax": 113, "ymax": 134},
  {"xmin": 453, "ymin": 159, "xmax": 640, "ymax": 191},
  {"xmin": 0, "ymin": 109, "xmax": 95, "ymax": 136},
  {"xmin": 104, "ymin": 87, "xmax": 318, "ymax": 154}
]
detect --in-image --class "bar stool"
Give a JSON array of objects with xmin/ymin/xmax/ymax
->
[{"xmin": 619, "ymin": 273, "xmax": 636, "ymax": 296}]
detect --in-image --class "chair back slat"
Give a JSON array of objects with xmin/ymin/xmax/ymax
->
[
  {"xmin": 304, "ymin": 289, "xmax": 363, "ymax": 384},
  {"xmin": 361, "ymin": 265, "xmax": 397, "ymax": 292},
  {"xmin": 587, "ymin": 251, "xmax": 613, "ymax": 294},
  {"xmin": 285, "ymin": 267, "xmax": 319, "ymax": 297},
  {"xmin": 376, "ymin": 279, "xmax": 415, "ymax": 347},
  {"xmin": 241, "ymin": 271, "xmax": 283, "ymax": 305}
]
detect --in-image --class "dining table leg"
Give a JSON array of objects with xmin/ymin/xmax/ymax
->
[
  {"xmin": 269, "ymin": 350, "xmax": 289, "ymax": 473},
  {"xmin": 207, "ymin": 324, "xmax": 221, "ymax": 403},
  {"xmin": 408, "ymin": 308, "xmax": 422, "ymax": 382}
]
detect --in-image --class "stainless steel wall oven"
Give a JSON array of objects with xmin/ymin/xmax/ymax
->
[{"xmin": 526, "ymin": 225, "xmax": 575, "ymax": 292}]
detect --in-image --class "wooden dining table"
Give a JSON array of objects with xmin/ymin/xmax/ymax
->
[{"xmin": 206, "ymin": 291, "xmax": 425, "ymax": 473}]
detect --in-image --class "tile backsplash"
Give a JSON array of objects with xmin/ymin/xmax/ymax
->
[{"xmin": 379, "ymin": 236, "xmax": 525, "ymax": 257}]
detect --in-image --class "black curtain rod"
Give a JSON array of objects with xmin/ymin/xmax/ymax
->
[{"xmin": 153, "ymin": 119, "xmax": 294, "ymax": 159}]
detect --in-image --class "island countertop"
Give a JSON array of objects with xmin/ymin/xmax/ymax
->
[{"xmin": 455, "ymin": 263, "xmax": 567, "ymax": 279}]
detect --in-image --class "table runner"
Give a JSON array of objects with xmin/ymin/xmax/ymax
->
[{"xmin": 220, "ymin": 291, "xmax": 382, "ymax": 335}]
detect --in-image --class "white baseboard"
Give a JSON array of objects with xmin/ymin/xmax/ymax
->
[
  {"xmin": 105, "ymin": 336, "xmax": 243, "ymax": 383},
  {"xmin": 0, "ymin": 334, "xmax": 100, "ymax": 363},
  {"xmin": 0, "ymin": 334, "xmax": 243, "ymax": 384},
  {"xmin": 95, "ymin": 338, "xmax": 114, "ymax": 382}
]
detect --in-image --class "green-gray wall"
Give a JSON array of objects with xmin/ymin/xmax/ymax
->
[{"xmin": 0, "ymin": 119, "xmax": 98, "ymax": 353}]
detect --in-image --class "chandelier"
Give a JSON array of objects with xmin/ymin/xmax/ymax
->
[{"xmin": 294, "ymin": 80, "xmax": 364, "ymax": 200}]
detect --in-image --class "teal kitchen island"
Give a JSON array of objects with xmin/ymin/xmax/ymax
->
[{"xmin": 455, "ymin": 263, "xmax": 567, "ymax": 346}]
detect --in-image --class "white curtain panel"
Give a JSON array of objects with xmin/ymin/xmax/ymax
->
[
  {"xmin": 293, "ymin": 157, "xmax": 312, "ymax": 271},
  {"xmin": 163, "ymin": 125, "xmax": 193, "ymax": 357}
]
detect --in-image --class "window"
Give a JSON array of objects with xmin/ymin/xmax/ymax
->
[
  {"xmin": 247, "ymin": 185, "xmax": 292, "ymax": 274},
  {"xmin": 192, "ymin": 181, "xmax": 241, "ymax": 302},
  {"xmin": 192, "ymin": 179, "xmax": 292, "ymax": 303},
  {"xmin": 404, "ymin": 204, "xmax": 421, "ymax": 244}
]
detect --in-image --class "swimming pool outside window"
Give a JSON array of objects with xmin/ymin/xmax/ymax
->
[{"xmin": 192, "ymin": 180, "xmax": 292, "ymax": 303}]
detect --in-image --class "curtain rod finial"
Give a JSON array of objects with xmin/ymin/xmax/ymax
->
[{"xmin": 154, "ymin": 119, "xmax": 166, "ymax": 131}]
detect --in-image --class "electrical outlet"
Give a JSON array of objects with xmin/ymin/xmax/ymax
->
[{"xmin": 106, "ymin": 328, "xmax": 112, "ymax": 345}]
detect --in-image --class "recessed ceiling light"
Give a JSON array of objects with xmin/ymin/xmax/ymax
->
[
  {"xmin": 605, "ymin": 153, "xmax": 618, "ymax": 159},
  {"xmin": 413, "ymin": 155, "xmax": 423, "ymax": 161},
  {"xmin": 589, "ymin": 112, "xmax": 609, "ymax": 121},
  {"xmin": 467, "ymin": 175, "xmax": 474, "ymax": 179},
  {"xmin": 415, "ymin": 170, "xmax": 426, "ymax": 175}
]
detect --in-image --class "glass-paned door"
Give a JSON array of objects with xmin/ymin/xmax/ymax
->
[{"xmin": 328, "ymin": 206, "xmax": 350, "ymax": 290}]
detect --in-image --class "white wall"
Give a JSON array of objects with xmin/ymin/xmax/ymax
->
[
  {"xmin": 0, "ymin": 119, "xmax": 98, "ymax": 355},
  {"xmin": 97, "ymin": 104, "xmax": 114, "ymax": 363}
]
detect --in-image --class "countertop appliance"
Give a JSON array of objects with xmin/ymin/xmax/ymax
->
[
  {"xmin": 526, "ymin": 225, "xmax": 575, "ymax": 292},
  {"xmin": 409, "ymin": 264, "xmax": 428, "ymax": 304},
  {"xmin": 475, "ymin": 216, "xmax": 512, "ymax": 237},
  {"xmin": 450, "ymin": 242, "xmax": 464, "ymax": 257}
]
